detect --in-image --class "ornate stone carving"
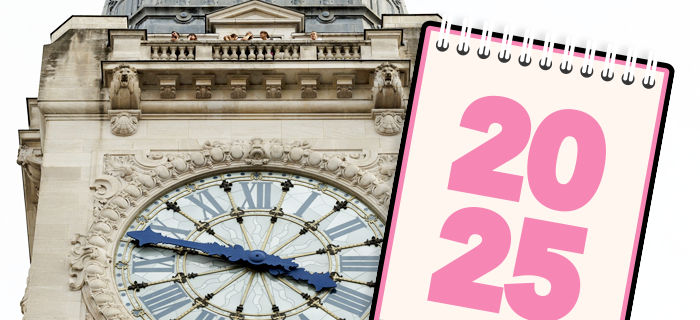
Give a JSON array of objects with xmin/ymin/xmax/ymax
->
[
  {"xmin": 335, "ymin": 74, "xmax": 355, "ymax": 99},
  {"xmin": 109, "ymin": 64, "xmax": 140, "ymax": 110},
  {"xmin": 69, "ymin": 233, "xmax": 128, "ymax": 320},
  {"xmin": 231, "ymin": 85, "xmax": 247, "ymax": 99},
  {"xmin": 18, "ymin": 135, "xmax": 42, "ymax": 257},
  {"xmin": 300, "ymin": 74, "xmax": 319, "ymax": 99},
  {"xmin": 196, "ymin": 85, "xmax": 211, "ymax": 99},
  {"xmin": 20, "ymin": 273, "xmax": 29, "ymax": 319},
  {"xmin": 264, "ymin": 75, "xmax": 284, "ymax": 99},
  {"xmin": 17, "ymin": 146, "xmax": 42, "ymax": 189},
  {"xmin": 301, "ymin": 85, "xmax": 317, "ymax": 99},
  {"xmin": 267, "ymin": 85, "xmax": 282, "ymax": 98},
  {"xmin": 371, "ymin": 62, "xmax": 404, "ymax": 109},
  {"xmin": 337, "ymin": 84, "xmax": 353, "ymax": 98},
  {"xmin": 195, "ymin": 76, "xmax": 213, "ymax": 99},
  {"xmin": 229, "ymin": 75, "xmax": 249, "ymax": 99},
  {"xmin": 373, "ymin": 109, "xmax": 405, "ymax": 136},
  {"xmin": 109, "ymin": 110, "xmax": 140, "ymax": 137},
  {"xmin": 74, "ymin": 140, "xmax": 398, "ymax": 319},
  {"xmin": 158, "ymin": 75, "xmax": 178, "ymax": 99},
  {"xmin": 160, "ymin": 85, "xmax": 176, "ymax": 99}
]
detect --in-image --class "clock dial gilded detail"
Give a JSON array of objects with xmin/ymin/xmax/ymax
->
[{"xmin": 114, "ymin": 171, "xmax": 385, "ymax": 320}]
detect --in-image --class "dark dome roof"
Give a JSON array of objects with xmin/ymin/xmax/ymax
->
[{"xmin": 103, "ymin": 0, "xmax": 408, "ymax": 34}]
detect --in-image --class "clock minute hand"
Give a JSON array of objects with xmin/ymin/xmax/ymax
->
[
  {"xmin": 127, "ymin": 227, "xmax": 337, "ymax": 292},
  {"xmin": 127, "ymin": 227, "xmax": 299, "ymax": 271},
  {"xmin": 269, "ymin": 267, "xmax": 337, "ymax": 292}
]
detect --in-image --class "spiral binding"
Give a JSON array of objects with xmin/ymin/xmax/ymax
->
[{"xmin": 436, "ymin": 17, "xmax": 658, "ymax": 89}]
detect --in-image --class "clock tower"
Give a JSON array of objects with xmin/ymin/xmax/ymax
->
[{"xmin": 18, "ymin": 1, "xmax": 438, "ymax": 319}]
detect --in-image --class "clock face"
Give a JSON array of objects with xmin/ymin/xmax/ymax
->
[{"xmin": 114, "ymin": 171, "xmax": 386, "ymax": 320}]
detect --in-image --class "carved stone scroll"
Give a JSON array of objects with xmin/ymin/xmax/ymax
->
[
  {"xmin": 335, "ymin": 74, "xmax": 355, "ymax": 99},
  {"xmin": 194, "ymin": 76, "xmax": 213, "ymax": 99},
  {"xmin": 337, "ymin": 85, "xmax": 352, "ymax": 98},
  {"xmin": 301, "ymin": 85, "xmax": 317, "ymax": 99},
  {"xmin": 229, "ymin": 75, "xmax": 249, "ymax": 99},
  {"xmin": 267, "ymin": 85, "xmax": 282, "ymax": 98},
  {"xmin": 20, "ymin": 273, "xmax": 29, "ymax": 319},
  {"xmin": 158, "ymin": 75, "xmax": 178, "ymax": 99},
  {"xmin": 300, "ymin": 74, "xmax": 319, "ymax": 99},
  {"xmin": 264, "ymin": 74, "xmax": 284, "ymax": 99},
  {"xmin": 17, "ymin": 146, "xmax": 42, "ymax": 190}
]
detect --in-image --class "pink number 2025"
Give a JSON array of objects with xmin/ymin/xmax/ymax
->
[{"xmin": 429, "ymin": 96, "xmax": 605, "ymax": 319}]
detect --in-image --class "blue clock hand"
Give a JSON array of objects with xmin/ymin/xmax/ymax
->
[
  {"xmin": 269, "ymin": 267, "xmax": 337, "ymax": 292},
  {"xmin": 128, "ymin": 227, "xmax": 298, "ymax": 270},
  {"xmin": 127, "ymin": 227, "xmax": 337, "ymax": 291}
]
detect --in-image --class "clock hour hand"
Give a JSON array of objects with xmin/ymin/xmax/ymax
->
[{"xmin": 128, "ymin": 227, "xmax": 299, "ymax": 271}]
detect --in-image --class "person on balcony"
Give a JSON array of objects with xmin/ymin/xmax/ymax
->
[
  {"xmin": 310, "ymin": 31, "xmax": 322, "ymax": 40},
  {"xmin": 223, "ymin": 33, "xmax": 239, "ymax": 41},
  {"xmin": 260, "ymin": 31, "xmax": 272, "ymax": 40},
  {"xmin": 170, "ymin": 31, "xmax": 181, "ymax": 41},
  {"xmin": 188, "ymin": 33, "xmax": 198, "ymax": 41},
  {"xmin": 242, "ymin": 32, "xmax": 254, "ymax": 41}
]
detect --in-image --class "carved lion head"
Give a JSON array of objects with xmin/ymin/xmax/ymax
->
[
  {"xmin": 374, "ymin": 62, "xmax": 401, "ymax": 88},
  {"xmin": 109, "ymin": 64, "xmax": 141, "ymax": 110},
  {"xmin": 113, "ymin": 64, "xmax": 138, "ymax": 89}
]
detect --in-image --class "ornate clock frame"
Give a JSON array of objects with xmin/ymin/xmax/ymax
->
[{"xmin": 68, "ymin": 138, "xmax": 397, "ymax": 320}]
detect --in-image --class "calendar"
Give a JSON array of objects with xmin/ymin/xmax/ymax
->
[{"xmin": 372, "ymin": 19, "xmax": 674, "ymax": 320}]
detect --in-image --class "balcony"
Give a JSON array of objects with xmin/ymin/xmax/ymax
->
[
  {"xmin": 145, "ymin": 40, "xmax": 367, "ymax": 61},
  {"xmin": 109, "ymin": 30, "xmax": 405, "ymax": 61}
]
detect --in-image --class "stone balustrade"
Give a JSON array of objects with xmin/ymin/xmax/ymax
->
[
  {"xmin": 150, "ymin": 44, "xmax": 196, "ymax": 60},
  {"xmin": 141, "ymin": 40, "xmax": 372, "ymax": 61},
  {"xmin": 317, "ymin": 45, "xmax": 361, "ymax": 60},
  {"xmin": 212, "ymin": 43, "xmax": 301, "ymax": 60}
]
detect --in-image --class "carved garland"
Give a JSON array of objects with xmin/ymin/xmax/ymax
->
[{"xmin": 71, "ymin": 138, "xmax": 397, "ymax": 320}]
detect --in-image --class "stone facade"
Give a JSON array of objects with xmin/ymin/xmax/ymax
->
[{"xmin": 18, "ymin": 1, "xmax": 439, "ymax": 318}]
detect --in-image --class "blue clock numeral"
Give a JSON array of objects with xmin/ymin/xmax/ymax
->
[
  {"xmin": 186, "ymin": 189, "xmax": 226, "ymax": 219},
  {"xmin": 294, "ymin": 192, "xmax": 321, "ymax": 217},
  {"xmin": 149, "ymin": 217, "xmax": 190, "ymax": 240},
  {"xmin": 132, "ymin": 255, "xmax": 175, "ymax": 273},
  {"xmin": 240, "ymin": 182, "xmax": 273, "ymax": 209},
  {"xmin": 298, "ymin": 314, "xmax": 310, "ymax": 320},
  {"xmin": 325, "ymin": 284, "xmax": 372, "ymax": 317},
  {"xmin": 194, "ymin": 310, "xmax": 226, "ymax": 320},
  {"xmin": 340, "ymin": 255, "xmax": 380, "ymax": 273},
  {"xmin": 140, "ymin": 283, "xmax": 191, "ymax": 319},
  {"xmin": 325, "ymin": 217, "xmax": 365, "ymax": 240}
]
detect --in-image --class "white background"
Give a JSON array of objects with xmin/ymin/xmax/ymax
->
[{"xmin": 0, "ymin": 0, "xmax": 695, "ymax": 319}]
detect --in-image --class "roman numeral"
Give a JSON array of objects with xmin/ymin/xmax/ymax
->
[
  {"xmin": 340, "ymin": 255, "xmax": 380, "ymax": 273},
  {"xmin": 240, "ymin": 182, "xmax": 273, "ymax": 209},
  {"xmin": 149, "ymin": 217, "xmax": 190, "ymax": 240},
  {"xmin": 325, "ymin": 284, "xmax": 372, "ymax": 317},
  {"xmin": 298, "ymin": 314, "xmax": 310, "ymax": 320},
  {"xmin": 132, "ymin": 255, "xmax": 175, "ymax": 273},
  {"xmin": 186, "ymin": 189, "xmax": 226, "ymax": 219},
  {"xmin": 195, "ymin": 310, "xmax": 225, "ymax": 320},
  {"xmin": 140, "ymin": 283, "xmax": 191, "ymax": 319},
  {"xmin": 294, "ymin": 192, "xmax": 320, "ymax": 217},
  {"xmin": 325, "ymin": 217, "xmax": 365, "ymax": 240}
]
